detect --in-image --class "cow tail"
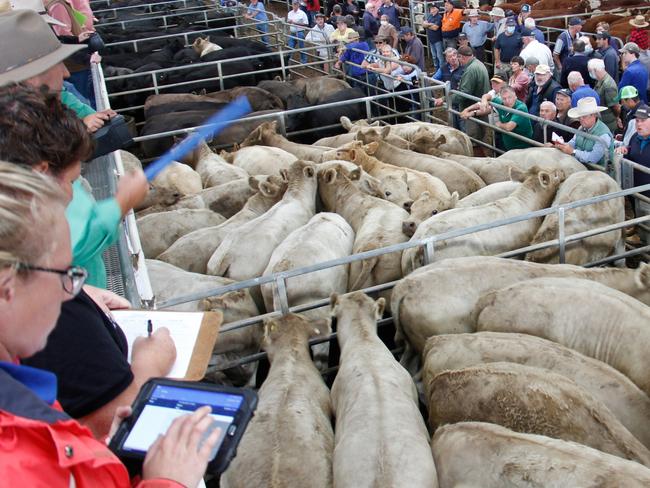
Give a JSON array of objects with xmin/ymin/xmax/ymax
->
[{"xmin": 349, "ymin": 257, "xmax": 379, "ymax": 291}]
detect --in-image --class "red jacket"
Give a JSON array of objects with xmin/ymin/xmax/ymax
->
[{"xmin": 0, "ymin": 362, "xmax": 183, "ymax": 488}]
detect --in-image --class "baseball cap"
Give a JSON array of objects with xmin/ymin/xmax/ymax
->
[
  {"xmin": 457, "ymin": 45, "xmax": 474, "ymax": 56},
  {"xmin": 314, "ymin": 12, "xmax": 325, "ymax": 18},
  {"xmin": 634, "ymin": 104, "xmax": 649, "ymax": 119},
  {"xmin": 490, "ymin": 6, "xmax": 504, "ymax": 17},
  {"xmin": 521, "ymin": 4, "xmax": 531, "ymax": 12},
  {"xmin": 520, "ymin": 27, "xmax": 534, "ymax": 37},
  {"xmin": 0, "ymin": 10, "xmax": 84, "ymax": 86},
  {"xmin": 506, "ymin": 17, "xmax": 516, "ymax": 26},
  {"xmin": 568, "ymin": 17, "xmax": 584, "ymax": 26},
  {"xmin": 534, "ymin": 64, "xmax": 552, "ymax": 75},
  {"xmin": 491, "ymin": 73, "xmax": 507, "ymax": 83},
  {"xmin": 458, "ymin": 32, "xmax": 468, "ymax": 39},
  {"xmin": 619, "ymin": 42, "xmax": 641, "ymax": 55},
  {"xmin": 556, "ymin": 88, "xmax": 572, "ymax": 98},
  {"xmin": 620, "ymin": 85, "xmax": 639, "ymax": 99},
  {"xmin": 399, "ymin": 26, "xmax": 414, "ymax": 37},
  {"xmin": 468, "ymin": 8, "xmax": 479, "ymax": 16},
  {"xmin": 348, "ymin": 30, "xmax": 360, "ymax": 39}
]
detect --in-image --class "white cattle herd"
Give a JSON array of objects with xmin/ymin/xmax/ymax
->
[{"xmin": 126, "ymin": 114, "xmax": 650, "ymax": 486}]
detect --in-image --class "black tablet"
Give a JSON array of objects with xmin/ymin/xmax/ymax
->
[{"xmin": 109, "ymin": 378, "xmax": 257, "ymax": 474}]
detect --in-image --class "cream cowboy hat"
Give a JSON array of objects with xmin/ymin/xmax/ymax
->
[
  {"xmin": 0, "ymin": 10, "xmax": 83, "ymax": 86},
  {"xmin": 567, "ymin": 97, "xmax": 607, "ymax": 118},
  {"xmin": 629, "ymin": 15, "xmax": 649, "ymax": 29}
]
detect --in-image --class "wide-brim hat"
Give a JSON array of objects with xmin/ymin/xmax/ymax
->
[
  {"xmin": 0, "ymin": 10, "xmax": 83, "ymax": 86},
  {"xmin": 630, "ymin": 15, "xmax": 649, "ymax": 29},
  {"xmin": 9, "ymin": 0, "xmax": 66, "ymax": 27},
  {"xmin": 567, "ymin": 96, "xmax": 607, "ymax": 118}
]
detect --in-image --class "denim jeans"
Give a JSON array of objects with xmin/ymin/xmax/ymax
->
[
  {"xmin": 287, "ymin": 30, "xmax": 307, "ymax": 64},
  {"xmin": 429, "ymin": 40, "xmax": 444, "ymax": 72}
]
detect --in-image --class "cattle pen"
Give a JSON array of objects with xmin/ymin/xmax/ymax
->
[{"xmin": 88, "ymin": 0, "xmax": 650, "ymax": 387}]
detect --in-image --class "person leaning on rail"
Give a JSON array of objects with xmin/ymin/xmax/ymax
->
[
  {"xmin": 553, "ymin": 96, "xmax": 615, "ymax": 173},
  {"xmin": 0, "ymin": 161, "xmax": 220, "ymax": 488}
]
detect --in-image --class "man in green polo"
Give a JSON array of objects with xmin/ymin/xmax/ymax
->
[{"xmin": 553, "ymin": 96, "xmax": 614, "ymax": 171}]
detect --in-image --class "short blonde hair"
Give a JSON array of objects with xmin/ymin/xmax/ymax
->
[{"xmin": 0, "ymin": 161, "xmax": 66, "ymax": 271}]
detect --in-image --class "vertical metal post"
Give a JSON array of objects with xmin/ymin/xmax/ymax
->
[
  {"xmin": 422, "ymin": 239, "xmax": 435, "ymax": 265},
  {"xmin": 558, "ymin": 206, "xmax": 566, "ymax": 264},
  {"xmin": 217, "ymin": 61, "xmax": 225, "ymax": 91},
  {"xmin": 444, "ymin": 81, "xmax": 453, "ymax": 126},
  {"xmin": 273, "ymin": 276, "xmax": 290, "ymax": 315},
  {"xmin": 365, "ymin": 99, "xmax": 372, "ymax": 122},
  {"xmin": 277, "ymin": 114, "xmax": 287, "ymax": 136},
  {"xmin": 152, "ymin": 72, "xmax": 159, "ymax": 95},
  {"xmin": 419, "ymin": 74, "xmax": 430, "ymax": 122}
]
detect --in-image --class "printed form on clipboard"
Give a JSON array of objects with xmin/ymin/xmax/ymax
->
[{"xmin": 110, "ymin": 310, "xmax": 222, "ymax": 380}]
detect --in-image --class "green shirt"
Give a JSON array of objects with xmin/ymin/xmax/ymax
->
[
  {"xmin": 452, "ymin": 57, "xmax": 490, "ymax": 110},
  {"xmin": 66, "ymin": 180, "xmax": 122, "ymax": 288},
  {"xmin": 60, "ymin": 88, "xmax": 96, "ymax": 119},
  {"xmin": 593, "ymin": 74, "xmax": 619, "ymax": 133},
  {"xmin": 493, "ymin": 97, "xmax": 533, "ymax": 150}
]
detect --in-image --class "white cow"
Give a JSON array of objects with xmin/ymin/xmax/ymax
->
[
  {"xmin": 423, "ymin": 332, "xmax": 650, "ymax": 450},
  {"xmin": 330, "ymin": 292, "xmax": 437, "ymax": 488},
  {"xmin": 151, "ymin": 161, "xmax": 202, "ymax": 197},
  {"xmin": 318, "ymin": 164, "xmax": 409, "ymax": 291},
  {"xmin": 427, "ymin": 362, "xmax": 650, "ymax": 465},
  {"xmin": 433, "ymin": 422, "xmax": 650, "ymax": 488},
  {"xmin": 390, "ymin": 256, "xmax": 650, "ymax": 373},
  {"xmin": 186, "ymin": 140, "xmax": 249, "ymax": 187},
  {"xmin": 475, "ymin": 277, "xmax": 650, "ymax": 398},
  {"xmin": 526, "ymin": 171, "xmax": 625, "ymax": 265},
  {"xmin": 401, "ymin": 167, "xmax": 564, "ymax": 274},
  {"xmin": 240, "ymin": 121, "xmax": 332, "ymax": 162},
  {"xmin": 221, "ymin": 314, "xmax": 333, "ymax": 488},
  {"xmin": 220, "ymin": 145, "xmax": 296, "ymax": 176},
  {"xmin": 158, "ymin": 175, "xmax": 288, "ymax": 273},
  {"xmin": 207, "ymin": 160, "xmax": 318, "ymax": 306},
  {"xmin": 137, "ymin": 208, "xmax": 224, "ymax": 258}
]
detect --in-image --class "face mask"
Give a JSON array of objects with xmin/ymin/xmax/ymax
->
[
  {"xmin": 506, "ymin": 26, "xmax": 515, "ymax": 34},
  {"xmin": 380, "ymin": 20, "xmax": 388, "ymax": 26}
]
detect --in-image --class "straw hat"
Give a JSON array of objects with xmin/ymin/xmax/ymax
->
[
  {"xmin": 0, "ymin": 10, "xmax": 83, "ymax": 86},
  {"xmin": 567, "ymin": 97, "xmax": 607, "ymax": 118},
  {"xmin": 630, "ymin": 15, "xmax": 649, "ymax": 29}
]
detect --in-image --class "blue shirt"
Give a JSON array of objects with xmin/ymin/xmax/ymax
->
[
  {"xmin": 247, "ymin": 1, "xmax": 268, "ymax": 22},
  {"xmin": 378, "ymin": 3, "xmax": 400, "ymax": 29},
  {"xmin": 619, "ymin": 59, "xmax": 649, "ymax": 104},
  {"xmin": 0, "ymin": 361, "xmax": 58, "ymax": 407},
  {"xmin": 495, "ymin": 32, "xmax": 522, "ymax": 63},
  {"xmin": 462, "ymin": 20, "xmax": 493, "ymax": 48},
  {"xmin": 340, "ymin": 41, "xmax": 370, "ymax": 77},
  {"xmin": 425, "ymin": 13, "xmax": 442, "ymax": 43},
  {"xmin": 571, "ymin": 85, "xmax": 600, "ymax": 107}
]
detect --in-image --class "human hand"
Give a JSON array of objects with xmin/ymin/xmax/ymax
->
[
  {"xmin": 142, "ymin": 406, "xmax": 221, "ymax": 487},
  {"xmin": 90, "ymin": 52, "xmax": 102, "ymax": 64},
  {"xmin": 460, "ymin": 109, "xmax": 471, "ymax": 120},
  {"xmin": 131, "ymin": 327, "xmax": 176, "ymax": 377},
  {"xmin": 106, "ymin": 405, "xmax": 132, "ymax": 444},
  {"xmin": 433, "ymin": 98, "xmax": 443, "ymax": 107},
  {"xmin": 553, "ymin": 142, "xmax": 573, "ymax": 155},
  {"xmin": 615, "ymin": 146, "xmax": 629, "ymax": 155},
  {"xmin": 617, "ymin": 117, "xmax": 623, "ymax": 129},
  {"xmin": 83, "ymin": 112, "xmax": 110, "ymax": 132},
  {"xmin": 83, "ymin": 284, "xmax": 131, "ymax": 313},
  {"xmin": 116, "ymin": 170, "xmax": 149, "ymax": 215},
  {"xmin": 79, "ymin": 30, "xmax": 93, "ymax": 42}
]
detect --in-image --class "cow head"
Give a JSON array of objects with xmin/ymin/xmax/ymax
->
[
  {"xmin": 401, "ymin": 190, "xmax": 459, "ymax": 237},
  {"xmin": 381, "ymin": 170, "xmax": 413, "ymax": 211},
  {"xmin": 262, "ymin": 314, "xmax": 330, "ymax": 360},
  {"xmin": 362, "ymin": 141, "xmax": 379, "ymax": 155},
  {"xmin": 330, "ymin": 291, "xmax": 386, "ymax": 331},
  {"xmin": 192, "ymin": 36, "xmax": 210, "ymax": 55},
  {"xmin": 199, "ymin": 289, "xmax": 260, "ymax": 325},
  {"xmin": 410, "ymin": 128, "xmax": 447, "ymax": 156},
  {"xmin": 354, "ymin": 126, "xmax": 391, "ymax": 145},
  {"xmin": 634, "ymin": 263, "xmax": 650, "ymax": 305}
]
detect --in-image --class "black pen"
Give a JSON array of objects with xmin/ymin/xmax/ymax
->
[{"xmin": 147, "ymin": 319, "xmax": 153, "ymax": 338}]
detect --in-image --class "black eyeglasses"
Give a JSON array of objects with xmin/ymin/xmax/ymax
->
[{"xmin": 17, "ymin": 263, "xmax": 88, "ymax": 297}]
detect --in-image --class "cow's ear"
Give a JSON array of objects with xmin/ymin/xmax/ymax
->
[
  {"xmin": 340, "ymin": 116, "xmax": 352, "ymax": 130},
  {"xmin": 381, "ymin": 125, "xmax": 390, "ymax": 137},
  {"xmin": 303, "ymin": 165, "xmax": 315, "ymax": 178},
  {"xmin": 270, "ymin": 120, "xmax": 278, "ymax": 132},
  {"xmin": 434, "ymin": 134, "xmax": 447, "ymax": 146},
  {"xmin": 259, "ymin": 181, "xmax": 275, "ymax": 196},
  {"xmin": 279, "ymin": 169, "xmax": 289, "ymax": 182},
  {"xmin": 349, "ymin": 167, "xmax": 361, "ymax": 181},
  {"xmin": 370, "ymin": 121, "xmax": 380, "ymax": 127},
  {"xmin": 538, "ymin": 171, "xmax": 551, "ymax": 188},
  {"xmin": 248, "ymin": 176, "xmax": 261, "ymax": 191},
  {"xmin": 449, "ymin": 191, "xmax": 459, "ymax": 208},
  {"xmin": 509, "ymin": 166, "xmax": 525, "ymax": 182},
  {"xmin": 323, "ymin": 168, "xmax": 337, "ymax": 184},
  {"xmin": 375, "ymin": 297, "xmax": 386, "ymax": 319},
  {"xmin": 402, "ymin": 170, "xmax": 408, "ymax": 183},
  {"xmin": 349, "ymin": 149, "xmax": 357, "ymax": 161},
  {"xmin": 364, "ymin": 142, "xmax": 378, "ymax": 155},
  {"xmin": 330, "ymin": 292, "xmax": 340, "ymax": 310},
  {"xmin": 635, "ymin": 262, "xmax": 650, "ymax": 289}
]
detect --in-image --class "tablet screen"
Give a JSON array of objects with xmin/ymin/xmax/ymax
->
[{"xmin": 122, "ymin": 384, "xmax": 244, "ymax": 455}]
